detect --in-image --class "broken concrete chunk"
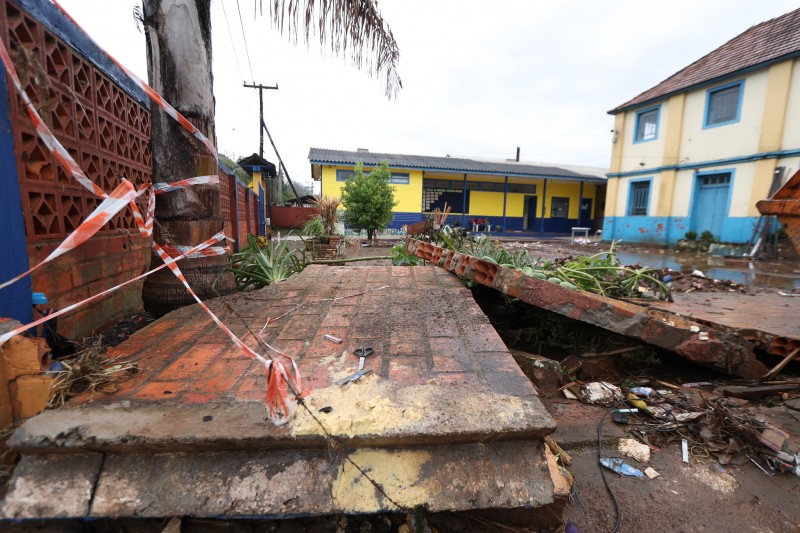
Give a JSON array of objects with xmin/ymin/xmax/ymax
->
[
  {"xmin": 644, "ymin": 467, "xmax": 660, "ymax": 479},
  {"xmin": 579, "ymin": 382, "xmax": 623, "ymax": 406},
  {"xmin": 618, "ymin": 438, "xmax": 651, "ymax": 463}
]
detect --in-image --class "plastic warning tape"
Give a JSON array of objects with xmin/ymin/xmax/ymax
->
[
  {"xmin": 153, "ymin": 242, "xmax": 303, "ymax": 425},
  {"xmin": 0, "ymin": 232, "xmax": 227, "ymax": 347},
  {"xmin": 159, "ymin": 243, "xmax": 230, "ymax": 259},
  {"xmin": 0, "ymin": 37, "xmax": 106, "ymax": 198},
  {"xmin": 52, "ymin": 0, "xmax": 218, "ymax": 159},
  {"xmin": 131, "ymin": 189, "xmax": 156, "ymax": 238},
  {"xmin": 153, "ymin": 175, "xmax": 220, "ymax": 194},
  {"xmin": 0, "ymin": 180, "xmax": 142, "ymax": 291}
]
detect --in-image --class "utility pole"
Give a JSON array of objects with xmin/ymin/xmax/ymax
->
[
  {"xmin": 243, "ymin": 82, "xmax": 278, "ymax": 157},
  {"xmin": 243, "ymin": 81, "xmax": 301, "ymax": 203}
]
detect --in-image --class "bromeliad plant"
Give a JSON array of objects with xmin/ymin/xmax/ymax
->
[{"xmin": 226, "ymin": 234, "xmax": 309, "ymax": 291}]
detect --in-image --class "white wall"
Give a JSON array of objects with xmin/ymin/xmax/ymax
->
[{"xmin": 679, "ymin": 71, "xmax": 769, "ymax": 164}]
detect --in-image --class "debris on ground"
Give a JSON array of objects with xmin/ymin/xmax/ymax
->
[
  {"xmin": 599, "ymin": 457, "xmax": 646, "ymax": 478},
  {"xmin": 579, "ymin": 381, "xmax": 623, "ymax": 406},
  {"xmin": 618, "ymin": 438, "xmax": 651, "ymax": 463},
  {"xmin": 644, "ymin": 466, "xmax": 660, "ymax": 479},
  {"xmin": 48, "ymin": 338, "xmax": 138, "ymax": 407}
]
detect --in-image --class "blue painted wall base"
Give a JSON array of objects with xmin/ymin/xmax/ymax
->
[{"xmin": 603, "ymin": 215, "xmax": 761, "ymax": 245}]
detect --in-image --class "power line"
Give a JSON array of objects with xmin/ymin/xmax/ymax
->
[
  {"xmin": 220, "ymin": 1, "xmax": 245, "ymax": 83},
  {"xmin": 236, "ymin": 0, "xmax": 255, "ymax": 83}
]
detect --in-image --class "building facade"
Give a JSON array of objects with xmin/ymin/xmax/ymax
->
[
  {"xmin": 604, "ymin": 8, "xmax": 800, "ymax": 245},
  {"xmin": 309, "ymin": 148, "xmax": 606, "ymax": 234}
]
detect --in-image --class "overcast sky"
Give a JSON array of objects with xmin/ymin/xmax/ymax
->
[{"xmin": 58, "ymin": 0, "xmax": 799, "ymax": 190}]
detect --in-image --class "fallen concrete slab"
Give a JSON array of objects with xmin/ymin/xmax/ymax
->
[
  {"xmin": 405, "ymin": 239, "xmax": 768, "ymax": 378},
  {"xmin": 3, "ymin": 265, "xmax": 559, "ymax": 522},
  {"xmin": 4, "ymin": 441, "xmax": 554, "ymax": 519}
]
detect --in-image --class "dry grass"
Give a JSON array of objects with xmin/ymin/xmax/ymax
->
[{"xmin": 48, "ymin": 338, "xmax": 138, "ymax": 408}]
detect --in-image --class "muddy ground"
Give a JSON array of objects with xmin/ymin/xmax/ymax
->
[{"xmin": 9, "ymin": 236, "xmax": 800, "ymax": 532}]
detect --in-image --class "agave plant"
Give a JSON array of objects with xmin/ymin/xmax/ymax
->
[{"xmin": 226, "ymin": 234, "xmax": 309, "ymax": 291}]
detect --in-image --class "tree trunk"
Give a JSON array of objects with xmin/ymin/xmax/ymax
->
[{"xmin": 141, "ymin": 0, "xmax": 235, "ymax": 315}]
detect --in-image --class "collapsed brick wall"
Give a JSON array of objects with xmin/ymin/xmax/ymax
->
[{"xmin": 2, "ymin": 0, "xmax": 151, "ymax": 339}]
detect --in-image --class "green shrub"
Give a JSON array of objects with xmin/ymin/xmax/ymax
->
[
  {"xmin": 684, "ymin": 231, "xmax": 697, "ymax": 241},
  {"xmin": 699, "ymin": 230, "xmax": 716, "ymax": 243}
]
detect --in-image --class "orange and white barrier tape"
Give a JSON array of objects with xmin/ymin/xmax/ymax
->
[
  {"xmin": 0, "ymin": 180, "xmax": 142, "ymax": 290},
  {"xmin": 132, "ymin": 188, "xmax": 156, "ymax": 238},
  {"xmin": 0, "ymin": 232, "xmax": 227, "ymax": 346},
  {"xmin": 152, "ymin": 242, "xmax": 303, "ymax": 424},
  {"xmin": 153, "ymin": 175, "xmax": 219, "ymax": 194},
  {"xmin": 52, "ymin": 0, "xmax": 217, "ymax": 159},
  {"xmin": 160, "ymin": 243, "xmax": 230, "ymax": 259}
]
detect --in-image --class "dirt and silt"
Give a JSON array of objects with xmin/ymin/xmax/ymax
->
[{"xmin": 14, "ymin": 238, "xmax": 800, "ymax": 532}]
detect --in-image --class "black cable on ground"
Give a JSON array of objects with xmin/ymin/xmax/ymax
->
[{"xmin": 597, "ymin": 404, "xmax": 622, "ymax": 533}]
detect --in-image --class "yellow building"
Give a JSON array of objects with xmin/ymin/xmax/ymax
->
[
  {"xmin": 309, "ymin": 148, "xmax": 606, "ymax": 234},
  {"xmin": 237, "ymin": 153, "xmax": 277, "ymax": 234},
  {"xmin": 605, "ymin": 8, "xmax": 800, "ymax": 244}
]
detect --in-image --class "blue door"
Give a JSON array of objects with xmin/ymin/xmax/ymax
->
[
  {"xmin": 258, "ymin": 184, "xmax": 266, "ymax": 236},
  {"xmin": 692, "ymin": 173, "xmax": 730, "ymax": 239}
]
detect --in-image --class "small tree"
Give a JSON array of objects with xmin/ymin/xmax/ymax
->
[{"xmin": 341, "ymin": 161, "xmax": 398, "ymax": 240}]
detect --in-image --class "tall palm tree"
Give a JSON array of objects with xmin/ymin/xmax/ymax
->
[{"xmin": 140, "ymin": 0, "xmax": 401, "ymax": 314}]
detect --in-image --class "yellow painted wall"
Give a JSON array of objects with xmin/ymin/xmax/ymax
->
[
  {"xmin": 248, "ymin": 170, "xmax": 263, "ymax": 193},
  {"xmin": 320, "ymin": 165, "xmax": 423, "ymax": 212},
  {"xmin": 544, "ymin": 181, "xmax": 583, "ymax": 219},
  {"xmin": 781, "ymin": 58, "xmax": 800, "ymax": 148},
  {"xmin": 322, "ymin": 165, "xmax": 598, "ymax": 220},
  {"xmin": 604, "ymin": 178, "xmax": 619, "ymax": 217}
]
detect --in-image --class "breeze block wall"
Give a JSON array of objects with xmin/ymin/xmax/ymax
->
[{"xmin": 1, "ymin": 0, "xmax": 152, "ymax": 339}]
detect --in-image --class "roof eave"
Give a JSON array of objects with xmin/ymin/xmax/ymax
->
[
  {"xmin": 608, "ymin": 51, "xmax": 800, "ymax": 115},
  {"xmin": 309, "ymin": 159, "xmax": 606, "ymax": 183}
]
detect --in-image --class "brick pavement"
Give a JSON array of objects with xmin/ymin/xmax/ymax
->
[{"xmin": 73, "ymin": 264, "xmax": 544, "ymax": 408}]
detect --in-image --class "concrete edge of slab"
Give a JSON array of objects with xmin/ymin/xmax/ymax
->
[
  {"xmin": 10, "ymin": 387, "xmax": 556, "ymax": 454},
  {"xmin": 2, "ymin": 441, "xmax": 556, "ymax": 521}
]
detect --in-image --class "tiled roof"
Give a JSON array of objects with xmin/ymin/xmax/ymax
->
[
  {"xmin": 308, "ymin": 148, "xmax": 607, "ymax": 182},
  {"xmin": 609, "ymin": 7, "xmax": 800, "ymax": 114}
]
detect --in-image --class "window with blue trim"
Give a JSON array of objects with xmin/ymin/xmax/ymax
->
[
  {"xmin": 705, "ymin": 81, "xmax": 742, "ymax": 127},
  {"xmin": 634, "ymin": 107, "xmax": 659, "ymax": 142},
  {"xmin": 628, "ymin": 181, "xmax": 650, "ymax": 216},
  {"xmin": 336, "ymin": 169, "xmax": 410, "ymax": 184}
]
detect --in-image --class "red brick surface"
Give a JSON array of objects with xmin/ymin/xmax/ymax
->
[
  {"xmin": 74, "ymin": 265, "xmax": 541, "ymax": 406},
  {"xmin": 271, "ymin": 206, "xmax": 318, "ymax": 228}
]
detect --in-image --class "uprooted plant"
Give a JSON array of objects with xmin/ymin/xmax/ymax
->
[
  {"xmin": 225, "ymin": 233, "xmax": 309, "ymax": 291},
  {"xmin": 438, "ymin": 235, "xmax": 672, "ymax": 301}
]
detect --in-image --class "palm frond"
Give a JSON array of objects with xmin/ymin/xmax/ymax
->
[{"xmin": 269, "ymin": 0, "xmax": 401, "ymax": 98}]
